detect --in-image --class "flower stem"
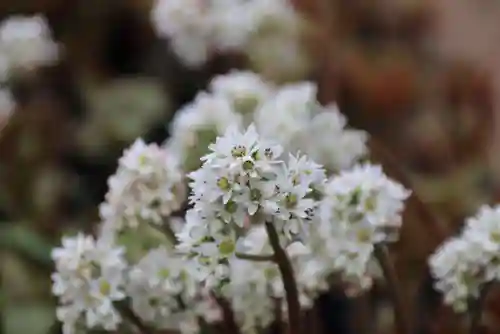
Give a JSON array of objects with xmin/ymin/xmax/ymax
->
[
  {"xmin": 151, "ymin": 219, "xmax": 178, "ymax": 245},
  {"xmin": 235, "ymin": 252, "xmax": 274, "ymax": 262},
  {"xmin": 374, "ymin": 245, "xmax": 411, "ymax": 334},
  {"xmin": 468, "ymin": 282, "xmax": 492, "ymax": 334},
  {"xmin": 265, "ymin": 221, "xmax": 301, "ymax": 334},
  {"xmin": 115, "ymin": 302, "xmax": 155, "ymax": 334},
  {"xmin": 213, "ymin": 294, "xmax": 241, "ymax": 334}
]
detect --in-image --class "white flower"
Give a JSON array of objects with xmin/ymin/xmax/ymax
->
[
  {"xmin": 166, "ymin": 92, "xmax": 242, "ymax": 171},
  {"xmin": 150, "ymin": 0, "xmax": 305, "ymax": 69},
  {"xmin": 255, "ymin": 82, "xmax": 316, "ymax": 146},
  {"xmin": 182, "ymin": 124, "xmax": 328, "ymax": 287},
  {"xmin": 282, "ymin": 163, "xmax": 409, "ymax": 295},
  {"xmin": 202, "ymin": 123, "xmax": 260, "ymax": 170},
  {"xmin": 151, "ymin": 0, "xmax": 211, "ymax": 67},
  {"xmin": 127, "ymin": 247, "xmax": 221, "ymax": 330},
  {"xmin": 294, "ymin": 105, "xmax": 368, "ymax": 172},
  {"xmin": 176, "ymin": 209, "xmax": 237, "ymax": 289},
  {"xmin": 99, "ymin": 139, "xmax": 186, "ymax": 231},
  {"xmin": 223, "ymin": 227, "xmax": 282, "ymax": 333},
  {"xmin": 51, "ymin": 233, "xmax": 127, "ymax": 334},
  {"xmin": 167, "ymin": 71, "xmax": 368, "ymax": 177},
  {"xmin": 209, "ymin": 70, "xmax": 274, "ymax": 117},
  {"xmin": 0, "ymin": 15, "xmax": 59, "ymax": 75},
  {"xmin": 429, "ymin": 237, "xmax": 486, "ymax": 312},
  {"xmin": 430, "ymin": 204, "xmax": 500, "ymax": 312},
  {"xmin": 169, "ymin": 32, "xmax": 212, "ymax": 68},
  {"xmin": 322, "ymin": 163, "xmax": 411, "ymax": 244},
  {"xmin": 209, "ymin": 0, "xmax": 258, "ymax": 52}
]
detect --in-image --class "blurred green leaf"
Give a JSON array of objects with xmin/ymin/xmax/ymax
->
[
  {"xmin": 0, "ymin": 224, "xmax": 53, "ymax": 270},
  {"xmin": 3, "ymin": 304, "xmax": 54, "ymax": 334}
]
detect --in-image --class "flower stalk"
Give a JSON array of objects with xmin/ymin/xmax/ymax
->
[
  {"xmin": 115, "ymin": 302, "xmax": 155, "ymax": 334},
  {"xmin": 235, "ymin": 252, "xmax": 274, "ymax": 262},
  {"xmin": 468, "ymin": 282, "xmax": 492, "ymax": 334},
  {"xmin": 265, "ymin": 221, "xmax": 301, "ymax": 334},
  {"xmin": 374, "ymin": 245, "xmax": 411, "ymax": 334}
]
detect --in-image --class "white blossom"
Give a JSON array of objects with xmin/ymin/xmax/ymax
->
[
  {"xmin": 224, "ymin": 227, "xmax": 282, "ymax": 333},
  {"xmin": 127, "ymin": 247, "xmax": 222, "ymax": 332},
  {"xmin": 294, "ymin": 105, "xmax": 368, "ymax": 172},
  {"xmin": 151, "ymin": 0, "xmax": 211, "ymax": 67},
  {"xmin": 51, "ymin": 233, "xmax": 127, "ymax": 334},
  {"xmin": 286, "ymin": 163, "xmax": 410, "ymax": 295},
  {"xmin": 167, "ymin": 72, "xmax": 368, "ymax": 175},
  {"xmin": 430, "ymin": 205, "xmax": 500, "ymax": 311},
  {"xmin": 48, "ymin": 68, "xmax": 419, "ymax": 334},
  {"xmin": 150, "ymin": 0, "xmax": 305, "ymax": 69},
  {"xmin": 255, "ymin": 82, "xmax": 316, "ymax": 146},
  {"xmin": 166, "ymin": 92, "xmax": 242, "ymax": 171},
  {"xmin": 0, "ymin": 15, "xmax": 59, "ymax": 75},
  {"xmin": 179, "ymin": 124, "xmax": 319, "ymax": 287},
  {"xmin": 99, "ymin": 139, "xmax": 186, "ymax": 231},
  {"xmin": 209, "ymin": 70, "xmax": 274, "ymax": 117}
]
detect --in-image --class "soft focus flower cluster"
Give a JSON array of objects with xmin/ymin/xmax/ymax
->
[
  {"xmin": 151, "ymin": 0, "xmax": 310, "ymax": 77},
  {"xmin": 0, "ymin": 14, "xmax": 59, "ymax": 129},
  {"xmin": 52, "ymin": 71, "xmax": 410, "ymax": 334},
  {"xmin": 99, "ymin": 139, "xmax": 186, "ymax": 231},
  {"xmin": 167, "ymin": 70, "xmax": 368, "ymax": 173},
  {"xmin": 430, "ymin": 205, "xmax": 500, "ymax": 312},
  {"xmin": 51, "ymin": 233, "xmax": 127, "ymax": 333},
  {"xmin": 0, "ymin": 15, "xmax": 59, "ymax": 77},
  {"xmin": 127, "ymin": 246, "xmax": 222, "ymax": 333},
  {"xmin": 52, "ymin": 226, "xmax": 222, "ymax": 334}
]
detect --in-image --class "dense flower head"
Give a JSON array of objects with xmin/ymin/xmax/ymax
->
[
  {"xmin": 0, "ymin": 15, "xmax": 59, "ymax": 76},
  {"xmin": 99, "ymin": 139, "xmax": 186, "ymax": 231},
  {"xmin": 178, "ymin": 124, "xmax": 325, "ymax": 286},
  {"xmin": 321, "ymin": 164, "xmax": 411, "ymax": 244},
  {"xmin": 51, "ymin": 233, "xmax": 127, "ymax": 334},
  {"xmin": 287, "ymin": 164, "xmax": 410, "ymax": 294},
  {"xmin": 127, "ymin": 246, "xmax": 221, "ymax": 333},
  {"xmin": 430, "ymin": 205, "xmax": 500, "ymax": 312}
]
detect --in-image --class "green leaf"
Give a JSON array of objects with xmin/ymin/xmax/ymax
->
[
  {"xmin": 0, "ymin": 224, "xmax": 53, "ymax": 270},
  {"xmin": 3, "ymin": 304, "xmax": 54, "ymax": 334}
]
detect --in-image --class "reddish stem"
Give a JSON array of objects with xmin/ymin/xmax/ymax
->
[{"xmin": 265, "ymin": 222, "xmax": 301, "ymax": 334}]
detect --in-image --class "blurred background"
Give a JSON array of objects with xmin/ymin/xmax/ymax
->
[{"xmin": 0, "ymin": 0, "xmax": 500, "ymax": 333}]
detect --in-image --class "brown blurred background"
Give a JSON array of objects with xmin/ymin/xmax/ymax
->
[{"xmin": 0, "ymin": 1, "xmax": 499, "ymax": 333}]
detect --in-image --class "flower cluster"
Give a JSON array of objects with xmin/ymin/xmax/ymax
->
[
  {"xmin": 51, "ymin": 71, "xmax": 410, "ymax": 334},
  {"xmin": 430, "ymin": 205, "xmax": 500, "ymax": 312},
  {"xmin": 167, "ymin": 70, "xmax": 368, "ymax": 173},
  {"xmin": 0, "ymin": 14, "xmax": 59, "ymax": 131},
  {"xmin": 178, "ymin": 124, "xmax": 323, "ymax": 287},
  {"xmin": 99, "ymin": 139, "xmax": 186, "ymax": 231},
  {"xmin": 151, "ymin": 0, "xmax": 306, "ymax": 71},
  {"xmin": 51, "ymin": 233, "xmax": 127, "ymax": 333},
  {"xmin": 127, "ymin": 246, "xmax": 222, "ymax": 333},
  {"xmin": 289, "ymin": 164, "xmax": 410, "ymax": 296},
  {"xmin": 0, "ymin": 15, "xmax": 59, "ymax": 77}
]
